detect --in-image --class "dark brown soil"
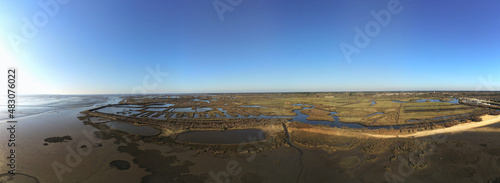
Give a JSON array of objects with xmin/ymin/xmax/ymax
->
[
  {"xmin": 109, "ymin": 160, "xmax": 131, "ymax": 170},
  {"xmin": 43, "ymin": 135, "xmax": 72, "ymax": 143}
]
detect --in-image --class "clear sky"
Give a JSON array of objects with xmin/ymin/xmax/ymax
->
[{"xmin": 1, "ymin": 0, "xmax": 499, "ymax": 94}]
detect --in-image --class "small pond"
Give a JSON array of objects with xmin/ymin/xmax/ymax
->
[
  {"xmin": 95, "ymin": 106, "xmax": 141, "ymax": 116},
  {"xmin": 145, "ymin": 108, "xmax": 169, "ymax": 112},
  {"xmin": 366, "ymin": 112, "xmax": 384, "ymax": 117},
  {"xmin": 148, "ymin": 103, "xmax": 175, "ymax": 107},
  {"xmin": 392, "ymin": 98, "xmax": 459, "ymax": 104},
  {"xmin": 172, "ymin": 107, "xmax": 213, "ymax": 112},
  {"xmin": 105, "ymin": 121, "xmax": 160, "ymax": 136},
  {"xmin": 415, "ymin": 98, "xmax": 459, "ymax": 104},
  {"xmin": 192, "ymin": 99, "xmax": 211, "ymax": 103},
  {"xmin": 240, "ymin": 105, "xmax": 266, "ymax": 108}
]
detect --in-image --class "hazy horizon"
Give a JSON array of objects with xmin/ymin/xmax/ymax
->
[{"xmin": 4, "ymin": 90, "xmax": 500, "ymax": 96}]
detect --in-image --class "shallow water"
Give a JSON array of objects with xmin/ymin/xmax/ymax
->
[
  {"xmin": 214, "ymin": 108, "xmax": 289, "ymax": 119},
  {"xmin": 291, "ymin": 105, "xmax": 409, "ymax": 129},
  {"xmin": 116, "ymin": 104, "xmax": 143, "ymax": 108},
  {"xmin": 192, "ymin": 99, "xmax": 210, "ymax": 103},
  {"xmin": 105, "ymin": 121, "xmax": 160, "ymax": 136},
  {"xmin": 147, "ymin": 103, "xmax": 175, "ymax": 107},
  {"xmin": 172, "ymin": 107, "xmax": 212, "ymax": 112},
  {"xmin": 366, "ymin": 112, "xmax": 384, "ymax": 117},
  {"xmin": 416, "ymin": 98, "xmax": 459, "ymax": 104},
  {"xmin": 241, "ymin": 105, "xmax": 265, "ymax": 108},
  {"xmin": 96, "ymin": 106, "xmax": 141, "ymax": 116},
  {"xmin": 92, "ymin": 99, "xmax": 466, "ymax": 130},
  {"xmin": 89, "ymin": 117, "xmax": 111, "ymax": 123},
  {"xmin": 144, "ymin": 108, "xmax": 169, "ymax": 112},
  {"xmin": 290, "ymin": 109, "xmax": 365, "ymax": 128},
  {"xmin": 0, "ymin": 95, "xmax": 115, "ymax": 120},
  {"xmin": 392, "ymin": 98, "xmax": 459, "ymax": 104}
]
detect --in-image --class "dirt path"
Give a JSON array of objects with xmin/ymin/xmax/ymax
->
[{"xmin": 364, "ymin": 114, "xmax": 500, "ymax": 138}]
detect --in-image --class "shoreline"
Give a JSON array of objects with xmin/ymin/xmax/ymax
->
[{"xmin": 363, "ymin": 114, "xmax": 500, "ymax": 138}]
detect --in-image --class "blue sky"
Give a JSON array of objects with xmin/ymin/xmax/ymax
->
[{"xmin": 1, "ymin": 0, "xmax": 499, "ymax": 94}]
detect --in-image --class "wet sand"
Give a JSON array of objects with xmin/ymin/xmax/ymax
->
[
  {"xmin": 0, "ymin": 105, "xmax": 302, "ymax": 182},
  {"xmin": 365, "ymin": 114, "xmax": 500, "ymax": 138},
  {"xmin": 2, "ymin": 103, "xmax": 500, "ymax": 182},
  {"xmin": 0, "ymin": 107, "xmax": 150, "ymax": 182}
]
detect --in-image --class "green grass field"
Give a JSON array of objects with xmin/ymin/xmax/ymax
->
[{"xmin": 121, "ymin": 93, "xmax": 484, "ymax": 126}]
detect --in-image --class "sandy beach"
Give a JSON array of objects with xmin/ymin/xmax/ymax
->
[{"xmin": 364, "ymin": 114, "xmax": 500, "ymax": 138}]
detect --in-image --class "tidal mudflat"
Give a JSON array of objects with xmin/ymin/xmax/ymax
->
[
  {"xmin": 175, "ymin": 129, "xmax": 266, "ymax": 144},
  {"xmin": 2, "ymin": 92, "xmax": 500, "ymax": 182}
]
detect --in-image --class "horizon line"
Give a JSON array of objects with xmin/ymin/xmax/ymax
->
[{"xmin": 10, "ymin": 90, "xmax": 500, "ymax": 96}]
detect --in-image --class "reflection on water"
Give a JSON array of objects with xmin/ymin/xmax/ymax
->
[
  {"xmin": 392, "ymin": 98, "xmax": 459, "ymax": 104},
  {"xmin": 366, "ymin": 112, "xmax": 384, "ymax": 117},
  {"xmin": 192, "ymin": 99, "xmax": 210, "ymax": 103},
  {"xmin": 291, "ymin": 105, "xmax": 409, "ymax": 129},
  {"xmin": 147, "ymin": 103, "xmax": 175, "ymax": 107},
  {"xmin": 145, "ymin": 108, "xmax": 169, "ymax": 112},
  {"xmin": 0, "ymin": 95, "xmax": 116, "ymax": 120},
  {"xmin": 96, "ymin": 106, "xmax": 141, "ymax": 116},
  {"xmin": 415, "ymin": 98, "xmax": 459, "ymax": 104},
  {"xmin": 215, "ymin": 108, "xmax": 289, "ymax": 119},
  {"xmin": 105, "ymin": 121, "xmax": 160, "ymax": 136},
  {"xmin": 89, "ymin": 117, "xmax": 111, "ymax": 123},
  {"xmin": 241, "ymin": 105, "xmax": 266, "ymax": 108},
  {"xmin": 172, "ymin": 107, "xmax": 212, "ymax": 112},
  {"xmin": 91, "ymin": 99, "xmax": 467, "ymax": 130},
  {"xmin": 291, "ymin": 109, "xmax": 366, "ymax": 128}
]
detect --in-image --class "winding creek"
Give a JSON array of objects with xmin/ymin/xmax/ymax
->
[
  {"xmin": 290, "ymin": 105, "xmax": 410, "ymax": 129},
  {"xmin": 93, "ymin": 98, "xmax": 471, "ymax": 136},
  {"xmin": 87, "ymin": 98, "xmax": 479, "ymax": 182},
  {"xmin": 282, "ymin": 124, "xmax": 303, "ymax": 183}
]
